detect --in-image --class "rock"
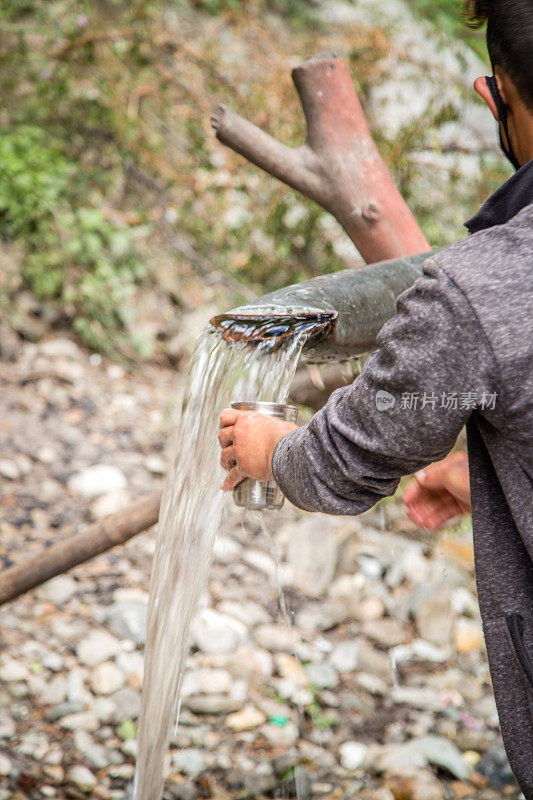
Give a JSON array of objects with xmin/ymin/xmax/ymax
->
[
  {"xmin": 242, "ymin": 549, "xmax": 277, "ymax": 580},
  {"xmin": 40, "ymin": 338, "xmax": 83, "ymax": 359},
  {"xmin": 37, "ymin": 574, "xmax": 77, "ymax": 605},
  {"xmin": 477, "ymin": 746, "xmax": 518, "ymax": 789},
  {"xmin": 68, "ymin": 464, "xmax": 127, "ymax": 497},
  {"xmin": 47, "ymin": 701, "xmax": 84, "ymax": 722},
  {"xmin": 90, "ymin": 662, "xmax": 125, "ymax": 695},
  {"xmin": 217, "ymin": 600, "xmax": 270, "ymax": 627},
  {"xmin": 225, "ymin": 705, "xmax": 266, "ymax": 731},
  {"xmin": 105, "ymin": 600, "xmax": 147, "ymax": 645},
  {"xmin": 271, "ymin": 677, "xmax": 313, "ymax": 706},
  {"xmin": 116, "ymin": 651, "xmax": 144, "ymax": 684},
  {"xmin": 77, "ymin": 629, "xmax": 123, "ymax": 667},
  {"xmin": 368, "ymin": 743, "xmax": 428, "ymax": 774},
  {"xmin": 357, "ymin": 596, "xmax": 385, "ymax": 622},
  {"xmin": 355, "ymin": 673, "xmax": 388, "ymax": 696},
  {"xmin": 391, "ymin": 639, "xmax": 448, "ymax": 665},
  {"xmin": 91, "ymin": 697, "xmax": 116, "ymax": 723},
  {"xmin": 183, "ymin": 694, "xmax": 243, "ymax": 715},
  {"xmin": 73, "ymin": 730, "xmax": 110, "ymax": 769},
  {"xmin": 91, "ymin": 490, "xmax": 130, "ymax": 519},
  {"xmin": 451, "ymin": 587, "xmax": 480, "ymax": 617},
  {"xmin": 253, "ymin": 624, "xmax": 298, "ymax": 651},
  {"xmin": 412, "ymin": 588, "xmax": 454, "ymax": 646},
  {"xmin": 0, "ymin": 753, "xmax": 12, "ymax": 776},
  {"xmin": 145, "ymin": 455, "xmax": 166, "ymax": 474},
  {"xmin": 67, "ymin": 669, "xmax": 91, "ymax": 705},
  {"xmin": 296, "ymin": 600, "xmax": 347, "ymax": 633},
  {"xmin": 168, "ymin": 778, "xmax": 199, "ymax": 800},
  {"xmin": 42, "ymin": 652, "xmax": 64, "ymax": 672},
  {"xmin": 275, "ymin": 654, "xmax": 308, "ymax": 686},
  {"xmin": 243, "ymin": 761, "xmax": 277, "ymax": 796},
  {"xmin": 222, "ymin": 645, "xmax": 273, "ymax": 681},
  {"xmin": 0, "ymin": 657, "xmax": 29, "ymax": 682},
  {"xmin": 384, "ymin": 768, "xmax": 445, "ymax": 800},
  {"xmin": 454, "ymin": 618, "xmax": 484, "ymax": 653},
  {"xmin": 340, "ymin": 741, "xmax": 368, "ymax": 770},
  {"xmin": 329, "ymin": 641, "xmax": 360, "ymax": 673},
  {"xmin": 213, "ymin": 536, "xmax": 243, "ymax": 563},
  {"xmin": 328, "ymin": 574, "xmax": 365, "ymax": 619},
  {"xmin": 261, "ymin": 721, "xmax": 299, "ymax": 747},
  {"xmin": 66, "ymin": 764, "xmax": 97, "ymax": 792},
  {"xmin": 0, "ymin": 459, "xmax": 20, "ymax": 480},
  {"xmin": 286, "ymin": 516, "xmax": 338, "ymax": 596},
  {"xmin": 182, "ymin": 668, "xmax": 233, "ymax": 697},
  {"xmin": 410, "ymin": 735, "xmax": 471, "ymax": 781},
  {"xmin": 363, "ymin": 617, "xmax": 406, "ymax": 648},
  {"xmin": 173, "ymin": 748, "xmax": 208, "ymax": 777},
  {"xmin": 0, "ymin": 714, "xmax": 15, "ymax": 740},
  {"xmin": 36, "ymin": 445, "xmax": 57, "ymax": 464},
  {"xmin": 109, "ymin": 687, "xmax": 141, "ymax": 722},
  {"xmin": 36, "ymin": 675, "xmax": 68, "ymax": 706},
  {"xmin": 305, "ymin": 662, "xmax": 339, "ymax": 690},
  {"xmin": 192, "ymin": 608, "xmax": 248, "ymax": 654},
  {"xmin": 59, "ymin": 712, "xmax": 99, "ymax": 732},
  {"xmin": 357, "ymin": 641, "xmax": 393, "ymax": 679},
  {"xmin": 390, "ymin": 686, "xmax": 446, "ymax": 713}
]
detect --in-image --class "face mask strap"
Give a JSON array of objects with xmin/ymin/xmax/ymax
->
[{"xmin": 485, "ymin": 75, "xmax": 521, "ymax": 171}]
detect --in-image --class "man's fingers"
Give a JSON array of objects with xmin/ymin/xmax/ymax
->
[
  {"xmin": 218, "ymin": 427, "xmax": 234, "ymax": 448},
  {"xmin": 220, "ymin": 446, "xmax": 236, "ymax": 471},
  {"xmin": 444, "ymin": 467, "xmax": 471, "ymax": 507},
  {"xmin": 220, "ymin": 408, "xmax": 241, "ymax": 428},
  {"xmin": 222, "ymin": 465, "xmax": 245, "ymax": 491},
  {"xmin": 405, "ymin": 494, "xmax": 462, "ymax": 531},
  {"xmin": 402, "ymin": 478, "xmax": 424, "ymax": 504}
]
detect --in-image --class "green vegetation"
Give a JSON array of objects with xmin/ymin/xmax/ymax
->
[
  {"xmin": 0, "ymin": 0, "xmax": 506, "ymax": 361},
  {"xmin": 0, "ymin": 126, "xmax": 146, "ymax": 359},
  {"xmin": 406, "ymin": 0, "xmax": 488, "ymax": 61}
]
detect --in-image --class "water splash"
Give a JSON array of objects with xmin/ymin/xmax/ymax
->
[{"xmin": 133, "ymin": 325, "xmax": 306, "ymax": 800}]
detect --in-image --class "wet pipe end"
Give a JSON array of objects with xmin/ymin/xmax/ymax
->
[{"xmin": 210, "ymin": 305, "xmax": 337, "ymax": 346}]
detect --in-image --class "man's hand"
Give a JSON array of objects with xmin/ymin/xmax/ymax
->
[
  {"xmin": 218, "ymin": 408, "xmax": 298, "ymax": 491},
  {"xmin": 402, "ymin": 451, "xmax": 471, "ymax": 531}
]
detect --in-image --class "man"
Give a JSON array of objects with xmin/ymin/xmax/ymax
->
[{"xmin": 218, "ymin": 0, "xmax": 533, "ymax": 796}]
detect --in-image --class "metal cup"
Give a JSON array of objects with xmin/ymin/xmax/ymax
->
[{"xmin": 230, "ymin": 401, "xmax": 299, "ymax": 510}]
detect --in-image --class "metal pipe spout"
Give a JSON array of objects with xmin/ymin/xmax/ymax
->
[{"xmin": 211, "ymin": 250, "xmax": 435, "ymax": 363}]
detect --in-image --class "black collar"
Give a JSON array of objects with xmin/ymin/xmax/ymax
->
[{"xmin": 465, "ymin": 158, "xmax": 533, "ymax": 234}]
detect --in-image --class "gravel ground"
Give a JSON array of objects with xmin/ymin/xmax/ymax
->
[{"xmin": 0, "ymin": 337, "xmax": 522, "ymax": 800}]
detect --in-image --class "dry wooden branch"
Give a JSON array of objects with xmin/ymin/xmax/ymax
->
[
  {"xmin": 0, "ymin": 491, "xmax": 162, "ymax": 606},
  {"xmin": 211, "ymin": 52, "xmax": 429, "ymax": 262}
]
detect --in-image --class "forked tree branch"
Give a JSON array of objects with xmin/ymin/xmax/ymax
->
[{"xmin": 212, "ymin": 52, "xmax": 429, "ymax": 262}]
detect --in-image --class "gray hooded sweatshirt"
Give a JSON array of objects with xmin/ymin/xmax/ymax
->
[{"xmin": 272, "ymin": 175, "xmax": 533, "ymax": 795}]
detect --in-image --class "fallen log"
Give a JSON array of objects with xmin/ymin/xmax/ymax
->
[
  {"xmin": 211, "ymin": 52, "xmax": 429, "ymax": 262},
  {"xmin": 0, "ymin": 490, "xmax": 162, "ymax": 606}
]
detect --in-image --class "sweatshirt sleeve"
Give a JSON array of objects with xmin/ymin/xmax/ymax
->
[{"xmin": 271, "ymin": 257, "xmax": 498, "ymax": 514}]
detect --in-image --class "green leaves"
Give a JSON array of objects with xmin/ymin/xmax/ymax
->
[{"xmin": 0, "ymin": 125, "xmax": 147, "ymax": 359}]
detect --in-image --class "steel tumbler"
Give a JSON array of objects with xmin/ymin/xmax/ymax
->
[{"xmin": 230, "ymin": 401, "xmax": 299, "ymax": 510}]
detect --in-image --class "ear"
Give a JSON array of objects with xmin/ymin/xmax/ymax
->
[{"xmin": 474, "ymin": 76, "xmax": 501, "ymax": 122}]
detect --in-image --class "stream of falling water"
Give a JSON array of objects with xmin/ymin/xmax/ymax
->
[{"xmin": 133, "ymin": 325, "xmax": 306, "ymax": 800}]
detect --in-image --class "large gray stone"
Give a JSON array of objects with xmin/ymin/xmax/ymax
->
[
  {"xmin": 66, "ymin": 764, "xmax": 97, "ymax": 792},
  {"xmin": 410, "ymin": 735, "xmax": 472, "ymax": 781},
  {"xmin": 105, "ymin": 601, "xmax": 147, "ymax": 645},
  {"xmin": 286, "ymin": 516, "xmax": 338, "ymax": 597},
  {"xmin": 77, "ymin": 629, "xmax": 122, "ymax": 667},
  {"xmin": 109, "ymin": 687, "xmax": 141, "ymax": 722},
  {"xmin": 68, "ymin": 464, "xmax": 127, "ymax": 498},
  {"xmin": 173, "ymin": 748, "xmax": 208, "ymax": 776}
]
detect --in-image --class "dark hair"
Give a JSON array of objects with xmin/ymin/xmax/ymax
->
[{"xmin": 463, "ymin": 0, "xmax": 533, "ymax": 109}]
